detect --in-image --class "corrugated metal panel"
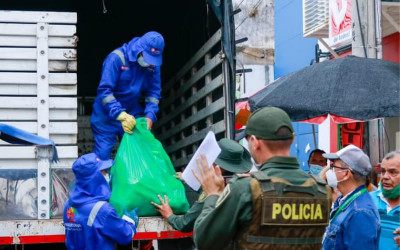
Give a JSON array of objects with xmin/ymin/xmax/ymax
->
[
  {"xmin": 0, "ymin": 11, "xmax": 78, "ymax": 148},
  {"xmin": 0, "ymin": 10, "xmax": 78, "ymax": 221}
]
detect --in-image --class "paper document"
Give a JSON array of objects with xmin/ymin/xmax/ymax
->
[{"xmin": 182, "ymin": 131, "xmax": 221, "ymax": 191}]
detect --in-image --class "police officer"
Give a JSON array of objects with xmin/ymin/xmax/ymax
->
[
  {"xmin": 151, "ymin": 138, "xmax": 253, "ymax": 232},
  {"xmin": 193, "ymin": 107, "xmax": 331, "ymax": 249},
  {"xmin": 91, "ymin": 31, "xmax": 164, "ymax": 160}
]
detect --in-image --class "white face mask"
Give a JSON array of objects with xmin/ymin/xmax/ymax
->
[
  {"xmin": 326, "ymin": 169, "xmax": 347, "ymax": 188},
  {"xmin": 137, "ymin": 55, "xmax": 150, "ymax": 67},
  {"xmin": 103, "ymin": 173, "xmax": 110, "ymax": 184}
]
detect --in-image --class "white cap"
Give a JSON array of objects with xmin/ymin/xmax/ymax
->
[{"xmin": 323, "ymin": 145, "xmax": 372, "ymax": 176}]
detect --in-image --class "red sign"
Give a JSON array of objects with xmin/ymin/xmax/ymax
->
[
  {"xmin": 341, "ymin": 122, "xmax": 364, "ymax": 149},
  {"xmin": 329, "ymin": 0, "xmax": 352, "ymax": 47}
]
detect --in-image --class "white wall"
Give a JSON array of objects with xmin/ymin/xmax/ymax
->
[
  {"xmin": 233, "ymin": 0, "xmax": 274, "ymax": 49},
  {"xmin": 318, "ymin": 116, "xmax": 331, "ymax": 153},
  {"xmin": 237, "ymin": 64, "xmax": 274, "ymax": 98}
]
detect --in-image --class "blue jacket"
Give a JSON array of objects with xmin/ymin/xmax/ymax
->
[
  {"xmin": 322, "ymin": 185, "xmax": 381, "ymax": 250},
  {"xmin": 370, "ymin": 189, "xmax": 400, "ymax": 250},
  {"xmin": 91, "ymin": 36, "xmax": 161, "ymax": 133},
  {"xmin": 63, "ymin": 155, "xmax": 135, "ymax": 250}
]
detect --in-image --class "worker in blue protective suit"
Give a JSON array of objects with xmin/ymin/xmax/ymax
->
[
  {"xmin": 63, "ymin": 153, "xmax": 139, "ymax": 250},
  {"xmin": 91, "ymin": 31, "xmax": 165, "ymax": 160}
]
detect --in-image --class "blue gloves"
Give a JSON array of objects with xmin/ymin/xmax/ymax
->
[{"xmin": 123, "ymin": 208, "xmax": 139, "ymax": 228}]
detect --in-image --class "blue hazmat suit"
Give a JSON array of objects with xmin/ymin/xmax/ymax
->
[
  {"xmin": 63, "ymin": 153, "xmax": 136, "ymax": 250},
  {"xmin": 91, "ymin": 31, "xmax": 164, "ymax": 160}
]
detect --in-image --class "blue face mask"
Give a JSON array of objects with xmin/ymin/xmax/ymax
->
[
  {"xmin": 309, "ymin": 164, "xmax": 323, "ymax": 175},
  {"xmin": 137, "ymin": 55, "xmax": 150, "ymax": 68}
]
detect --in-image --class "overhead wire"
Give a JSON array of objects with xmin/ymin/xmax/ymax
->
[
  {"xmin": 102, "ymin": 0, "xmax": 108, "ymax": 13},
  {"xmin": 235, "ymin": 0, "xmax": 264, "ymax": 30},
  {"xmin": 237, "ymin": 0, "xmax": 246, "ymax": 9}
]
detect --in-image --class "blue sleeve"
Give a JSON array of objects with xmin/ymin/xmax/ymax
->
[
  {"xmin": 97, "ymin": 206, "xmax": 135, "ymax": 245},
  {"xmin": 97, "ymin": 53, "xmax": 126, "ymax": 120},
  {"xmin": 144, "ymin": 66, "xmax": 161, "ymax": 123},
  {"xmin": 344, "ymin": 209, "xmax": 380, "ymax": 249}
]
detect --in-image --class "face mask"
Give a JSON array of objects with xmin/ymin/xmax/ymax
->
[
  {"xmin": 380, "ymin": 184, "xmax": 400, "ymax": 199},
  {"xmin": 326, "ymin": 169, "xmax": 347, "ymax": 189},
  {"xmin": 137, "ymin": 55, "xmax": 150, "ymax": 67},
  {"xmin": 309, "ymin": 165, "xmax": 323, "ymax": 175},
  {"xmin": 103, "ymin": 173, "xmax": 110, "ymax": 184}
]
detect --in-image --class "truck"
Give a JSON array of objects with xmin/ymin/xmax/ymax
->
[{"xmin": 0, "ymin": 0, "xmax": 236, "ymax": 246}]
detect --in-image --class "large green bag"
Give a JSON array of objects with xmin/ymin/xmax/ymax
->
[{"xmin": 109, "ymin": 118, "xmax": 189, "ymax": 216}]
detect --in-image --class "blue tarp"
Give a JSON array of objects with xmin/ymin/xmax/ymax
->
[{"xmin": 0, "ymin": 123, "xmax": 58, "ymax": 163}]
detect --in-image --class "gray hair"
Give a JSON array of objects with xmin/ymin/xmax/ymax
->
[
  {"xmin": 340, "ymin": 160, "xmax": 367, "ymax": 184},
  {"xmin": 383, "ymin": 150, "xmax": 400, "ymax": 161}
]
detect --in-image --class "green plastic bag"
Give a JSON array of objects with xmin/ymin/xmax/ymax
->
[{"xmin": 110, "ymin": 118, "xmax": 189, "ymax": 216}]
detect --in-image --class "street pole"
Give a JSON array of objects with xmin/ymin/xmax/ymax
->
[
  {"xmin": 374, "ymin": 0, "xmax": 385, "ymax": 162},
  {"xmin": 351, "ymin": 0, "xmax": 380, "ymax": 166}
]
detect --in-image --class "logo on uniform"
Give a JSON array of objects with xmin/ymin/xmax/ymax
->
[
  {"xmin": 66, "ymin": 207, "xmax": 78, "ymax": 222},
  {"xmin": 121, "ymin": 65, "xmax": 130, "ymax": 71},
  {"xmin": 261, "ymin": 196, "xmax": 329, "ymax": 226},
  {"xmin": 150, "ymin": 47, "xmax": 161, "ymax": 54}
]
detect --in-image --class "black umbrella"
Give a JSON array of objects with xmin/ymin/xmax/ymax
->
[{"xmin": 249, "ymin": 56, "xmax": 400, "ymax": 122}]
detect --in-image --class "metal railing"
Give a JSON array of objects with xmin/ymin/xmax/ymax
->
[{"xmin": 154, "ymin": 29, "xmax": 228, "ymax": 168}]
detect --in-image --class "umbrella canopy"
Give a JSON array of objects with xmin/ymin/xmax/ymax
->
[{"xmin": 249, "ymin": 56, "xmax": 400, "ymax": 123}]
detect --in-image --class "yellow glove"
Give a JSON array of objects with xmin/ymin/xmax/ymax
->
[{"xmin": 116, "ymin": 111, "xmax": 136, "ymax": 134}]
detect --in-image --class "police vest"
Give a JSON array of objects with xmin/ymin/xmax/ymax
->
[{"xmin": 234, "ymin": 171, "xmax": 331, "ymax": 250}]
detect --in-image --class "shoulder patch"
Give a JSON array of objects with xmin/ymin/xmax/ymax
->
[
  {"xmin": 197, "ymin": 191, "xmax": 207, "ymax": 202},
  {"xmin": 216, "ymin": 184, "xmax": 231, "ymax": 207}
]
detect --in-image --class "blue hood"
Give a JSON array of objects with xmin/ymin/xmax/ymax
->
[
  {"xmin": 126, "ymin": 37, "xmax": 142, "ymax": 63},
  {"xmin": 69, "ymin": 153, "xmax": 111, "ymax": 206},
  {"xmin": 126, "ymin": 31, "xmax": 164, "ymax": 66}
]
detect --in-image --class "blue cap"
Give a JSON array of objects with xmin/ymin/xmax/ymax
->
[
  {"xmin": 72, "ymin": 153, "xmax": 114, "ymax": 176},
  {"xmin": 98, "ymin": 158, "xmax": 114, "ymax": 171},
  {"xmin": 140, "ymin": 31, "xmax": 164, "ymax": 66}
]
